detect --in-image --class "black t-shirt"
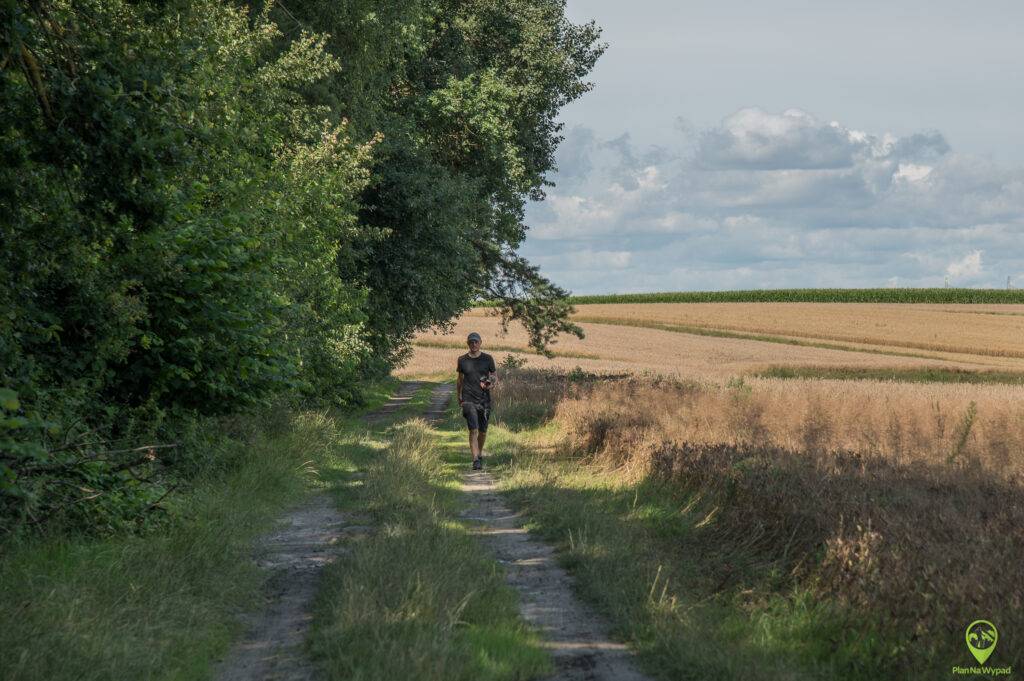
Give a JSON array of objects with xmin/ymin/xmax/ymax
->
[{"xmin": 457, "ymin": 352, "xmax": 496, "ymax": 405}]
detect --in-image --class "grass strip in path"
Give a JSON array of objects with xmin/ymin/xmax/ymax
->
[
  {"xmin": 309, "ymin": 384, "xmax": 551, "ymax": 681},
  {"xmin": 755, "ymin": 365, "xmax": 1024, "ymax": 385},
  {"xmin": 213, "ymin": 381, "xmax": 435, "ymax": 681},
  {"xmin": 460, "ymin": 465, "xmax": 653, "ymax": 681}
]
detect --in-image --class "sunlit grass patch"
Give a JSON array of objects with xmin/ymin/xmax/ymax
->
[{"xmin": 310, "ymin": 417, "xmax": 551, "ymax": 681}]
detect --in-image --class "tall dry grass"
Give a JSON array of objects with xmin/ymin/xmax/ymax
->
[
  {"xmin": 502, "ymin": 368, "xmax": 1024, "ymax": 667},
  {"xmin": 565, "ymin": 377, "xmax": 1024, "ymax": 476}
]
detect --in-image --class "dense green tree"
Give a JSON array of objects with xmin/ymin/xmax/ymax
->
[
  {"xmin": 273, "ymin": 0, "xmax": 605, "ymax": 360},
  {"xmin": 1, "ymin": 0, "xmax": 374, "ymax": 529}
]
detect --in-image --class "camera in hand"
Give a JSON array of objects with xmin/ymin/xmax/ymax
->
[{"xmin": 479, "ymin": 377, "xmax": 493, "ymax": 390}]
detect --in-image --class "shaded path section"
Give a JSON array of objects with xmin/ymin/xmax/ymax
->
[
  {"xmin": 214, "ymin": 381, "xmax": 438, "ymax": 681},
  {"xmin": 214, "ymin": 496, "xmax": 349, "ymax": 681},
  {"xmin": 422, "ymin": 382, "xmax": 454, "ymax": 424},
  {"xmin": 362, "ymin": 380, "xmax": 425, "ymax": 425},
  {"xmin": 462, "ymin": 470, "xmax": 653, "ymax": 681}
]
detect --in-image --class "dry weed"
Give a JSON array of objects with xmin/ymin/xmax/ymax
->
[{"xmin": 508, "ymin": 370, "xmax": 1024, "ymax": 665}]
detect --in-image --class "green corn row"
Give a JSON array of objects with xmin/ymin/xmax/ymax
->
[{"xmin": 551, "ymin": 288, "xmax": 1024, "ymax": 305}]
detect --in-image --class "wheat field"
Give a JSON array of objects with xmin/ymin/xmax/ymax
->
[
  {"xmin": 521, "ymin": 371, "xmax": 1024, "ymax": 671},
  {"xmin": 401, "ymin": 304, "xmax": 1024, "ymax": 382},
  {"xmin": 569, "ymin": 302, "xmax": 1024, "ymax": 359},
  {"xmin": 409, "ymin": 302, "xmax": 1024, "ymax": 671},
  {"xmin": 410, "ymin": 302, "xmax": 1024, "ymax": 673}
]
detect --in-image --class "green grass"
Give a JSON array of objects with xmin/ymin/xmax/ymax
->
[
  {"xmin": 560, "ymin": 288, "xmax": 1024, "ymax": 304},
  {"xmin": 0, "ymin": 379, "xmax": 551, "ymax": 681},
  {"xmin": 477, "ymin": 419, "xmax": 906, "ymax": 681},
  {"xmin": 310, "ymin": 397, "xmax": 551, "ymax": 681},
  {"xmin": 755, "ymin": 365, "xmax": 1024, "ymax": 385},
  {"xmin": 358, "ymin": 374, "xmax": 403, "ymax": 411},
  {"xmin": 0, "ymin": 403, "xmax": 368, "ymax": 681}
]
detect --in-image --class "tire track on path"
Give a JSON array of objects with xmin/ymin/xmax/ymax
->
[
  {"xmin": 460, "ymin": 464, "xmax": 653, "ymax": 678},
  {"xmin": 424, "ymin": 381, "xmax": 650, "ymax": 678},
  {"xmin": 213, "ymin": 381, "xmax": 433, "ymax": 681}
]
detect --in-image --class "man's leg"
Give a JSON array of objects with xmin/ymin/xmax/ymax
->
[
  {"xmin": 476, "ymin": 405, "xmax": 489, "ymax": 465},
  {"xmin": 463, "ymin": 401, "xmax": 481, "ymax": 462}
]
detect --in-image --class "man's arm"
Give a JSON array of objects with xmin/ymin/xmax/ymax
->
[{"xmin": 456, "ymin": 371, "xmax": 464, "ymax": 404}]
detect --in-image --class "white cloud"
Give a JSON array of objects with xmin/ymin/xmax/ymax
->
[
  {"xmin": 893, "ymin": 163, "xmax": 933, "ymax": 184},
  {"xmin": 653, "ymin": 211, "xmax": 719, "ymax": 233},
  {"xmin": 530, "ymin": 248, "xmax": 633, "ymax": 272},
  {"xmin": 695, "ymin": 107, "xmax": 882, "ymax": 170},
  {"xmin": 544, "ymin": 194, "xmax": 615, "ymax": 234},
  {"xmin": 946, "ymin": 250, "xmax": 984, "ymax": 279},
  {"xmin": 521, "ymin": 111, "xmax": 1024, "ymax": 293},
  {"xmin": 571, "ymin": 249, "xmax": 633, "ymax": 270}
]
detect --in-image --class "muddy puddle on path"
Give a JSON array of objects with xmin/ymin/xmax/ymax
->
[
  {"xmin": 213, "ymin": 381, "xmax": 446, "ymax": 681},
  {"xmin": 461, "ymin": 470, "xmax": 653, "ymax": 681}
]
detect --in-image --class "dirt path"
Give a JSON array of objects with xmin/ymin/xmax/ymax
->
[
  {"xmin": 432, "ymin": 381, "xmax": 649, "ymax": 679},
  {"xmin": 461, "ymin": 470, "xmax": 654, "ymax": 681},
  {"xmin": 362, "ymin": 380, "xmax": 428, "ymax": 424},
  {"xmin": 215, "ymin": 382, "xmax": 640, "ymax": 681},
  {"xmin": 213, "ymin": 381, "xmax": 435, "ymax": 681}
]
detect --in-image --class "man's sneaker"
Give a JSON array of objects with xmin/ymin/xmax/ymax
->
[
  {"xmin": 477, "ymin": 455, "xmax": 484, "ymax": 469},
  {"xmin": 472, "ymin": 458, "xmax": 481, "ymax": 470}
]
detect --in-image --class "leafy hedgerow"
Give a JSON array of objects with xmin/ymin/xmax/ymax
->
[{"xmin": 1, "ymin": 1, "xmax": 371, "ymax": 531}]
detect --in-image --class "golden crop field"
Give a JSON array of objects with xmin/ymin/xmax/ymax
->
[
  {"xmin": 570, "ymin": 302, "xmax": 1024, "ymax": 358},
  {"xmin": 520, "ymin": 369, "xmax": 1024, "ymax": 672},
  {"xmin": 408, "ymin": 302, "xmax": 1024, "ymax": 674},
  {"xmin": 401, "ymin": 303, "xmax": 1024, "ymax": 381}
]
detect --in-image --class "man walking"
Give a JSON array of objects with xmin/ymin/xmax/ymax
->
[{"xmin": 457, "ymin": 332, "xmax": 497, "ymax": 470}]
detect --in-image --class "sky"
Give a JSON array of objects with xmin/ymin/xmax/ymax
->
[{"xmin": 519, "ymin": 0, "xmax": 1024, "ymax": 293}]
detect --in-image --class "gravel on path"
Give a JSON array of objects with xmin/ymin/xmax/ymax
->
[
  {"xmin": 213, "ymin": 381, "xmax": 435, "ymax": 681},
  {"xmin": 461, "ymin": 465, "xmax": 654, "ymax": 680}
]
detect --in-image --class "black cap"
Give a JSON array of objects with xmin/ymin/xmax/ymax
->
[{"xmin": 467, "ymin": 332, "xmax": 481, "ymax": 342}]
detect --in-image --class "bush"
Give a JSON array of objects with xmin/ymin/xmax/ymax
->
[{"xmin": 0, "ymin": 0, "xmax": 371, "ymax": 531}]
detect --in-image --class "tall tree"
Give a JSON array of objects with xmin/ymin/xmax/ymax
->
[{"xmin": 276, "ymin": 0, "xmax": 605, "ymax": 361}]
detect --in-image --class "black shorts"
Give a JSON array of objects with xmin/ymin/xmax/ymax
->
[{"xmin": 461, "ymin": 401, "xmax": 490, "ymax": 432}]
